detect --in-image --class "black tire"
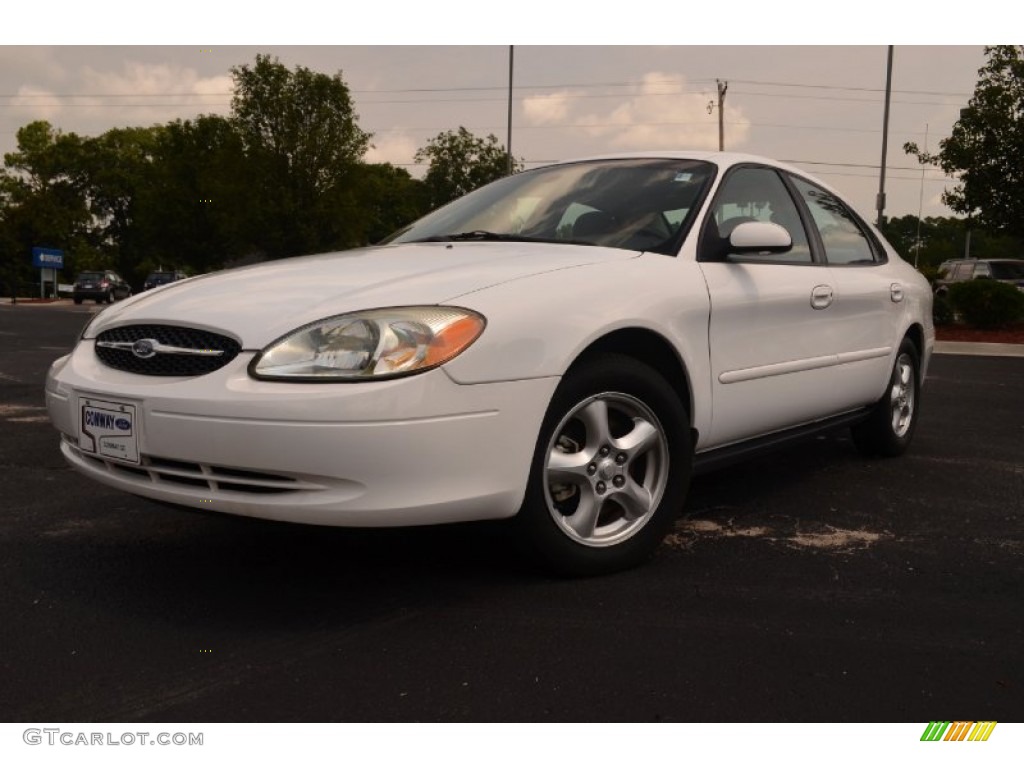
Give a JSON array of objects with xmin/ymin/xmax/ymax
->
[
  {"xmin": 514, "ymin": 353, "xmax": 692, "ymax": 576},
  {"xmin": 106, "ymin": 290, "xmax": 114, "ymax": 304},
  {"xmin": 851, "ymin": 337, "xmax": 921, "ymax": 457},
  {"xmin": 73, "ymin": 297, "xmax": 82, "ymax": 305}
]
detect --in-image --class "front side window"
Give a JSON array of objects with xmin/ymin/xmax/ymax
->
[
  {"xmin": 701, "ymin": 166, "xmax": 812, "ymax": 263},
  {"xmin": 384, "ymin": 159, "xmax": 716, "ymax": 255},
  {"xmin": 791, "ymin": 177, "xmax": 877, "ymax": 265}
]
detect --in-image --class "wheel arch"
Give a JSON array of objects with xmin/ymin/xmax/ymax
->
[
  {"xmin": 903, "ymin": 322, "xmax": 924, "ymax": 358},
  {"xmin": 567, "ymin": 327, "xmax": 697, "ymax": 439},
  {"xmin": 902, "ymin": 322, "xmax": 926, "ymax": 382}
]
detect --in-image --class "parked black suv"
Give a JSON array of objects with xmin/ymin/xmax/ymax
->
[{"xmin": 73, "ymin": 271, "xmax": 132, "ymax": 304}]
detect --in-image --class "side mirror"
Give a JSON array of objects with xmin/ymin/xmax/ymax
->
[{"xmin": 728, "ymin": 221, "xmax": 793, "ymax": 255}]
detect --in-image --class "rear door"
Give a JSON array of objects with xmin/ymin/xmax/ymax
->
[{"xmin": 787, "ymin": 174, "xmax": 898, "ymax": 406}]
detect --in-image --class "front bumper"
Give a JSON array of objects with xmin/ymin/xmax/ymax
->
[{"xmin": 46, "ymin": 342, "xmax": 557, "ymax": 526}]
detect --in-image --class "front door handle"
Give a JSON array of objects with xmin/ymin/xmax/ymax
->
[{"xmin": 811, "ymin": 284, "xmax": 834, "ymax": 310}]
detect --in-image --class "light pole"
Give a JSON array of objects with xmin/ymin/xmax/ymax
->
[
  {"xmin": 876, "ymin": 45, "xmax": 894, "ymax": 228},
  {"xmin": 507, "ymin": 45, "xmax": 514, "ymax": 176}
]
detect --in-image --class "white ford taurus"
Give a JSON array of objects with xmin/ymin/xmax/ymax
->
[{"xmin": 46, "ymin": 152, "xmax": 934, "ymax": 575}]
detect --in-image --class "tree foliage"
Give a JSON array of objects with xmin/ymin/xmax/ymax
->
[
  {"xmin": 905, "ymin": 46, "xmax": 1024, "ymax": 237},
  {"xmin": 415, "ymin": 127, "xmax": 520, "ymax": 208},
  {"xmin": 139, "ymin": 116, "xmax": 250, "ymax": 274},
  {"xmin": 0, "ymin": 55, "xmax": 541, "ymax": 294},
  {"xmin": 0, "ymin": 122, "xmax": 95, "ymax": 289},
  {"xmin": 231, "ymin": 54, "xmax": 372, "ymax": 258},
  {"xmin": 880, "ymin": 214, "xmax": 1024, "ymax": 269}
]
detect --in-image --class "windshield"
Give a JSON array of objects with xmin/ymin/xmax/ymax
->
[
  {"xmin": 147, "ymin": 272, "xmax": 176, "ymax": 282},
  {"xmin": 990, "ymin": 261, "xmax": 1024, "ymax": 280},
  {"xmin": 384, "ymin": 158, "xmax": 716, "ymax": 255}
]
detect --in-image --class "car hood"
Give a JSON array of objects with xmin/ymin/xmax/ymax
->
[{"xmin": 87, "ymin": 242, "xmax": 637, "ymax": 348}]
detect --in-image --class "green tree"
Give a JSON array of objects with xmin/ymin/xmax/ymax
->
[
  {"xmin": 230, "ymin": 54, "xmax": 371, "ymax": 258},
  {"xmin": 415, "ymin": 126, "xmax": 521, "ymax": 208},
  {"xmin": 905, "ymin": 46, "xmax": 1024, "ymax": 237},
  {"xmin": 137, "ymin": 115, "xmax": 251, "ymax": 276},
  {"xmin": 0, "ymin": 121, "xmax": 97, "ymax": 293},
  {"xmin": 344, "ymin": 163, "xmax": 428, "ymax": 245},
  {"xmin": 76, "ymin": 125, "xmax": 165, "ymax": 282},
  {"xmin": 881, "ymin": 214, "xmax": 1024, "ymax": 269}
]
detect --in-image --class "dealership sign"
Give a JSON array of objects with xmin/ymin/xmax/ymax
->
[{"xmin": 32, "ymin": 247, "xmax": 65, "ymax": 269}]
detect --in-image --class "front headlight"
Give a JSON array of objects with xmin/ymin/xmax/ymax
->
[{"xmin": 250, "ymin": 306, "xmax": 486, "ymax": 381}]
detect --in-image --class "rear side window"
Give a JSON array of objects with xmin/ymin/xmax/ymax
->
[
  {"xmin": 952, "ymin": 262, "xmax": 975, "ymax": 280},
  {"xmin": 791, "ymin": 177, "xmax": 878, "ymax": 265}
]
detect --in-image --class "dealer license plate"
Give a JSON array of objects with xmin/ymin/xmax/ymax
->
[{"xmin": 79, "ymin": 397, "xmax": 140, "ymax": 464}]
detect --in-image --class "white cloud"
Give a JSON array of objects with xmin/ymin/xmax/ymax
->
[
  {"xmin": 522, "ymin": 92, "xmax": 570, "ymax": 125},
  {"xmin": 577, "ymin": 72, "xmax": 751, "ymax": 151},
  {"xmin": 70, "ymin": 62, "xmax": 233, "ymax": 123},
  {"xmin": 10, "ymin": 86, "xmax": 63, "ymax": 121},
  {"xmin": 364, "ymin": 131, "xmax": 419, "ymax": 170}
]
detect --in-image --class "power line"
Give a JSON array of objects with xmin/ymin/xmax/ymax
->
[
  {"xmin": 729, "ymin": 78, "xmax": 971, "ymax": 97},
  {"xmin": 0, "ymin": 77, "xmax": 972, "ymax": 99},
  {"xmin": 781, "ymin": 158, "xmax": 945, "ymax": 173}
]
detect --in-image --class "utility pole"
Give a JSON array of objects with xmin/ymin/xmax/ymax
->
[
  {"xmin": 715, "ymin": 80, "xmax": 728, "ymax": 151},
  {"xmin": 876, "ymin": 45, "xmax": 894, "ymax": 228},
  {"xmin": 506, "ymin": 45, "xmax": 514, "ymax": 176},
  {"xmin": 914, "ymin": 123, "xmax": 928, "ymax": 268}
]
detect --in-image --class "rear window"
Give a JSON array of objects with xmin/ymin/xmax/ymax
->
[
  {"xmin": 990, "ymin": 262, "xmax": 1024, "ymax": 280},
  {"xmin": 77, "ymin": 272, "xmax": 104, "ymax": 281}
]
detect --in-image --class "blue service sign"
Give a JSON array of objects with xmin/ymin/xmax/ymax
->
[{"xmin": 32, "ymin": 247, "xmax": 64, "ymax": 269}]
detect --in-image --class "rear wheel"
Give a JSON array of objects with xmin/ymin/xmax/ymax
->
[
  {"xmin": 515, "ymin": 354, "xmax": 691, "ymax": 576},
  {"xmin": 851, "ymin": 337, "xmax": 920, "ymax": 457}
]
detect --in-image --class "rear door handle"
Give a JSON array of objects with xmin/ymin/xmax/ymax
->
[{"xmin": 811, "ymin": 284, "xmax": 834, "ymax": 310}]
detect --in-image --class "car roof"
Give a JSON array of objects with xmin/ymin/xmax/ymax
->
[{"xmin": 555, "ymin": 150, "xmax": 809, "ymax": 177}]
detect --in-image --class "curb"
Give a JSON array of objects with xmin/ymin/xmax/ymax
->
[{"xmin": 934, "ymin": 341, "xmax": 1024, "ymax": 358}]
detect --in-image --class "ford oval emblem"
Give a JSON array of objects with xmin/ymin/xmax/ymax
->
[
  {"xmin": 114, "ymin": 417, "xmax": 131, "ymax": 430},
  {"xmin": 132, "ymin": 339, "xmax": 156, "ymax": 358}
]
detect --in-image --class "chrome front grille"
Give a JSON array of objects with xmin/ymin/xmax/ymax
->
[{"xmin": 95, "ymin": 324, "xmax": 241, "ymax": 377}]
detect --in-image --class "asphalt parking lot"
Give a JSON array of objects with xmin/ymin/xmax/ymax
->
[{"xmin": 1, "ymin": 301, "xmax": 1021, "ymax": 722}]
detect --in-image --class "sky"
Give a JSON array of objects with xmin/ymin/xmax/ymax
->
[{"xmin": 0, "ymin": 10, "xmax": 998, "ymax": 224}]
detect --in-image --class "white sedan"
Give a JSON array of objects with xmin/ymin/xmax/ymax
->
[{"xmin": 46, "ymin": 152, "xmax": 934, "ymax": 575}]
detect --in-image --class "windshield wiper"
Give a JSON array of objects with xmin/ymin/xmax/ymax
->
[{"xmin": 411, "ymin": 230, "xmax": 567, "ymax": 244}]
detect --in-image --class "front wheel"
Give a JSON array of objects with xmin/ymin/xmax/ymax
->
[
  {"xmin": 515, "ymin": 354, "xmax": 692, "ymax": 576},
  {"xmin": 851, "ymin": 337, "xmax": 920, "ymax": 457}
]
